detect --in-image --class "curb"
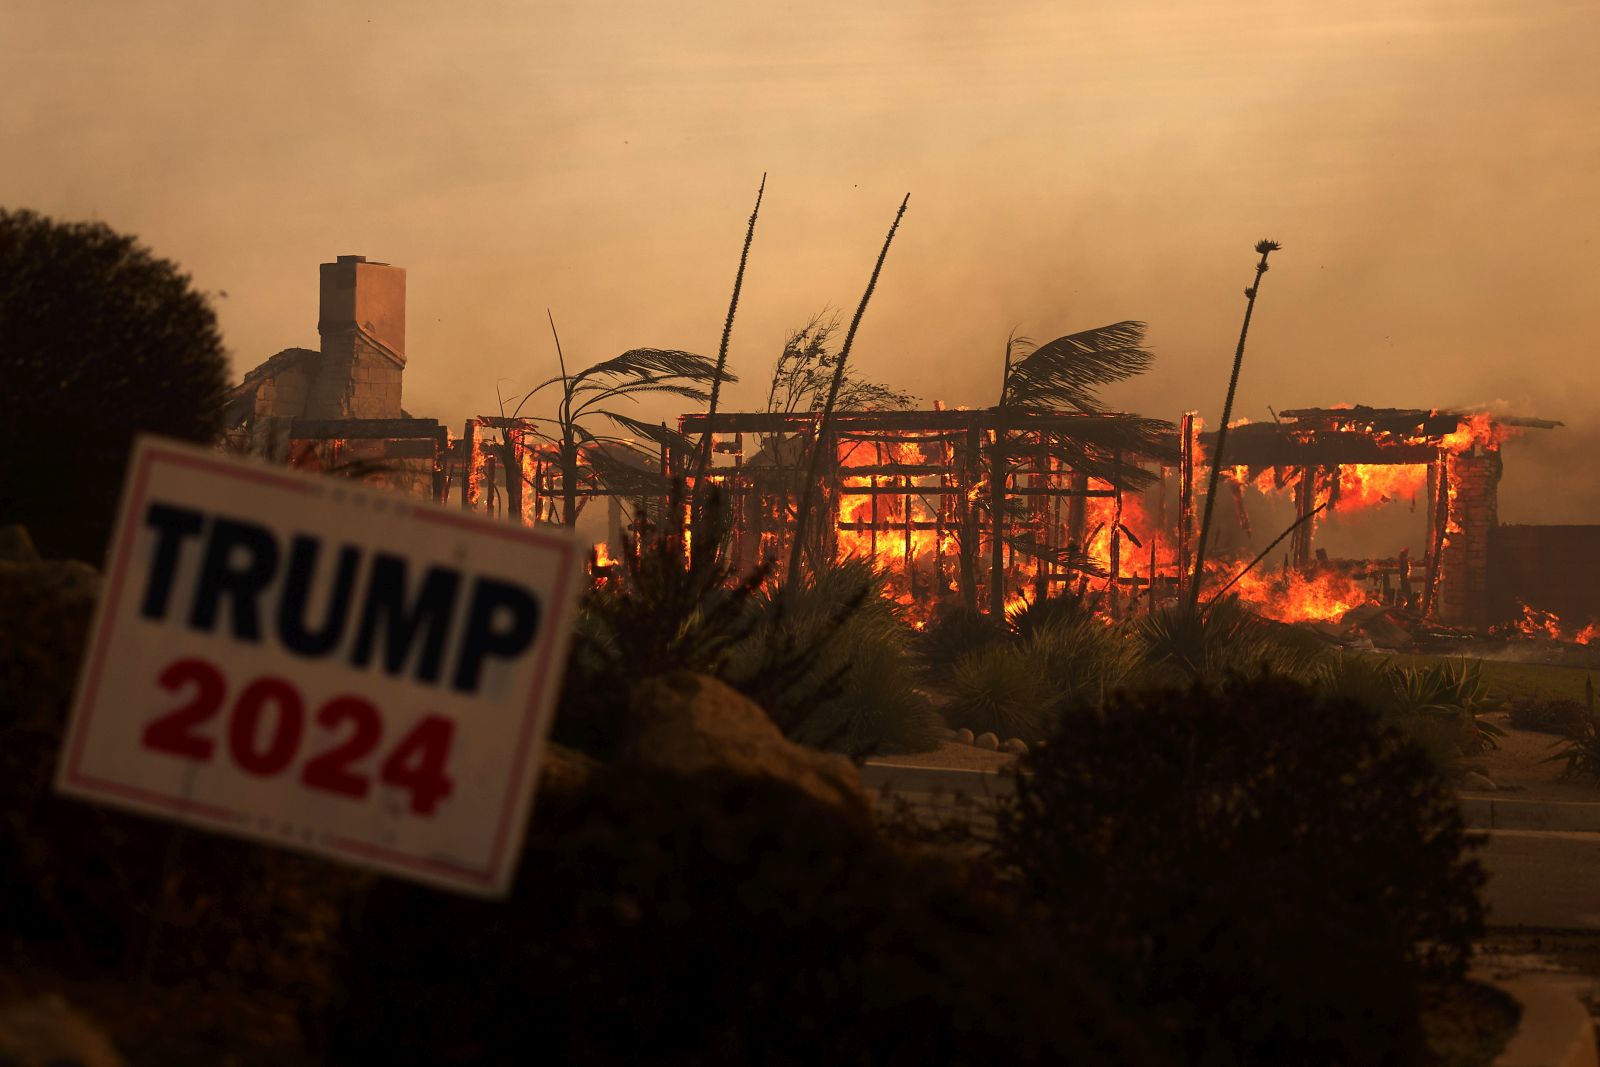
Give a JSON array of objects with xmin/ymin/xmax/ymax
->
[
  {"xmin": 864, "ymin": 765, "xmax": 1600, "ymax": 833},
  {"xmin": 859, "ymin": 762, "xmax": 1014, "ymax": 797},
  {"xmin": 1461, "ymin": 796, "xmax": 1600, "ymax": 833},
  {"xmin": 1486, "ymin": 974, "xmax": 1598, "ymax": 1067}
]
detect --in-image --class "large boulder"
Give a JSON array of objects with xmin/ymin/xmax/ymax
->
[{"xmin": 622, "ymin": 672, "xmax": 869, "ymax": 818}]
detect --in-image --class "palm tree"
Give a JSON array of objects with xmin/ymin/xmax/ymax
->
[
  {"xmin": 983, "ymin": 322, "xmax": 1173, "ymax": 616},
  {"xmin": 505, "ymin": 314, "xmax": 730, "ymax": 527}
]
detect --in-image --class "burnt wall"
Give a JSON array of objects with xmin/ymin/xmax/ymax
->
[{"xmin": 1490, "ymin": 525, "xmax": 1600, "ymax": 628}]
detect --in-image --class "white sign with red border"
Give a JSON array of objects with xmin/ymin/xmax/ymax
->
[{"xmin": 55, "ymin": 435, "xmax": 580, "ymax": 897}]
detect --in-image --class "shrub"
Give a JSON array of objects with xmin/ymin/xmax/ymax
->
[
  {"xmin": 1005, "ymin": 588, "xmax": 1100, "ymax": 642},
  {"xmin": 0, "ymin": 555, "xmax": 362, "ymax": 1005},
  {"xmin": 994, "ymin": 674, "xmax": 1486, "ymax": 1064},
  {"xmin": 943, "ymin": 642, "xmax": 1055, "ymax": 740},
  {"xmin": 1026, "ymin": 616, "xmax": 1138, "ymax": 711},
  {"xmin": 0, "ymin": 209, "xmax": 230, "ymax": 563},
  {"xmin": 553, "ymin": 484, "xmax": 768, "ymax": 759},
  {"xmin": 1549, "ymin": 711, "xmax": 1600, "ymax": 784},
  {"xmin": 1510, "ymin": 697, "xmax": 1589, "ymax": 736},
  {"xmin": 1133, "ymin": 595, "xmax": 1326, "ymax": 686},
  {"xmin": 916, "ymin": 603, "xmax": 1008, "ymax": 686},
  {"xmin": 331, "ymin": 767, "xmax": 1160, "ymax": 1066},
  {"xmin": 728, "ymin": 558, "xmax": 942, "ymax": 756}
]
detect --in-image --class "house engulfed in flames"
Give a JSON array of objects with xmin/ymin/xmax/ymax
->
[{"xmin": 225, "ymin": 256, "xmax": 1592, "ymax": 642}]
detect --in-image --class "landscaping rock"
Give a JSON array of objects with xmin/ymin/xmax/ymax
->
[
  {"xmin": 0, "ymin": 995, "xmax": 124, "ymax": 1067},
  {"xmin": 975, "ymin": 732, "xmax": 1000, "ymax": 751},
  {"xmin": 0, "ymin": 524, "xmax": 40, "ymax": 563},
  {"xmin": 622, "ymin": 672, "xmax": 869, "ymax": 818},
  {"xmin": 1002, "ymin": 738, "xmax": 1029, "ymax": 755},
  {"xmin": 538, "ymin": 742, "xmax": 600, "ymax": 797},
  {"xmin": 955, "ymin": 728, "xmax": 975, "ymax": 746},
  {"xmin": 1461, "ymin": 771, "xmax": 1497, "ymax": 792}
]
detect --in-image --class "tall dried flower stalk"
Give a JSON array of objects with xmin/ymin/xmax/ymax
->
[
  {"xmin": 785, "ymin": 192, "xmax": 910, "ymax": 586},
  {"xmin": 1188, "ymin": 239, "xmax": 1282, "ymax": 607},
  {"xmin": 693, "ymin": 173, "xmax": 766, "ymax": 503}
]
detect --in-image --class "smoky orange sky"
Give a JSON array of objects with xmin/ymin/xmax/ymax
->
[{"xmin": 4, "ymin": 0, "xmax": 1597, "ymax": 521}]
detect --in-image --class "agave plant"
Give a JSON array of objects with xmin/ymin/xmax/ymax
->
[
  {"xmin": 1391, "ymin": 659, "xmax": 1502, "ymax": 754},
  {"xmin": 1547, "ymin": 680, "xmax": 1600, "ymax": 783}
]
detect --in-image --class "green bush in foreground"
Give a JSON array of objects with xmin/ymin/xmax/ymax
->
[{"xmin": 995, "ymin": 674, "xmax": 1486, "ymax": 1064}]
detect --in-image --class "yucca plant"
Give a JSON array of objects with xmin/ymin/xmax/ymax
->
[
  {"xmin": 728, "ymin": 558, "xmax": 940, "ymax": 755},
  {"xmin": 1006, "ymin": 587, "xmax": 1102, "ymax": 643},
  {"xmin": 1134, "ymin": 594, "xmax": 1325, "ymax": 687},
  {"xmin": 944, "ymin": 643, "xmax": 1056, "ymax": 741},
  {"xmin": 1026, "ymin": 617, "xmax": 1139, "ymax": 711}
]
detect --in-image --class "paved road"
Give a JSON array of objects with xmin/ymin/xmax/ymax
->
[{"xmin": 1480, "ymin": 830, "xmax": 1600, "ymax": 929}]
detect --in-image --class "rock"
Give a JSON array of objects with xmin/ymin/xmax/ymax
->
[
  {"xmin": 0, "ymin": 525, "xmax": 40, "ymax": 562},
  {"xmin": 955, "ymin": 728, "xmax": 975, "ymax": 746},
  {"xmin": 1462, "ymin": 771, "xmax": 1497, "ymax": 792},
  {"xmin": 622, "ymin": 672, "xmax": 869, "ymax": 818},
  {"xmin": 1001, "ymin": 738, "xmax": 1029, "ymax": 755},
  {"xmin": 0, "ymin": 994, "xmax": 124, "ymax": 1067},
  {"xmin": 537, "ymin": 742, "xmax": 600, "ymax": 797},
  {"xmin": 975, "ymin": 732, "xmax": 1000, "ymax": 751}
]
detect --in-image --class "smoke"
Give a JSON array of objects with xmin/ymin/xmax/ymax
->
[{"xmin": 1, "ymin": 0, "xmax": 1596, "ymax": 523}]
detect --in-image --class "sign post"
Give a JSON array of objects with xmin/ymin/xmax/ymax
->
[{"xmin": 56, "ymin": 436, "xmax": 580, "ymax": 897}]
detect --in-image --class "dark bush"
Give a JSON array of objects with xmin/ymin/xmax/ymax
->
[
  {"xmin": 0, "ymin": 209, "xmax": 230, "ymax": 563},
  {"xmin": 915, "ymin": 603, "xmax": 1008, "ymax": 686},
  {"xmin": 728, "ymin": 558, "xmax": 942, "ymax": 756},
  {"xmin": 332, "ymin": 767, "xmax": 1162, "ymax": 1066},
  {"xmin": 0, "ymin": 553, "xmax": 362, "ymax": 1010},
  {"xmin": 1510, "ymin": 697, "xmax": 1589, "ymax": 736},
  {"xmin": 994, "ymin": 674, "xmax": 1486, "ymax": 1064}
]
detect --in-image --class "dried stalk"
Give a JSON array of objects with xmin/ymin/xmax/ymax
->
[
  {"xmin": 785, "ymin": 192, "xmax": 910, "ymax": 586},
  {"xmin": 693, "ymin": 173, "xmax": 766, "ymax": 503},
  {"xmin": 1188, "ymin": 239, "xmax": 1281, "ymax": 607}
]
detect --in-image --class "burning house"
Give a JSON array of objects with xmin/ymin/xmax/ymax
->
[{"xmin": 222, "ymin": 263, "xmax": 1591, "ymax": 642}]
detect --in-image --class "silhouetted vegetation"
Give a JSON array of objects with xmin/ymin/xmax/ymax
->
[
  {"xmin": 0, "ymin": 209, "xmax": 230, "ymax": 562},
  {"xmin": 995, "ymin": 673, "xmax": 1486, "ymax": 1064},
  {"xmin": 331, "ymin": 766, "xmax": 1160, "ymax": 1067},
  {"xmin": 727, "ymin": 558, "xmax": 943, "ymax": 756}
]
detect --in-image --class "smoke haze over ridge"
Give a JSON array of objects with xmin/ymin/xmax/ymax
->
[{"xmin": 3, "ymin": 0, "xmax": 1596, "ymax": 520}]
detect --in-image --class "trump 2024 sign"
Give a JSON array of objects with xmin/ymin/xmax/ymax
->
[{"xmin": 56, "ymin": 436, "xmax": 580, "ymax": 897}]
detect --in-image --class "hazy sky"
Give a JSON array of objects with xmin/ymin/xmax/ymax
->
[{"xmin": 5, "ymin": 0, "xmax": 1597, "ymax": 520}]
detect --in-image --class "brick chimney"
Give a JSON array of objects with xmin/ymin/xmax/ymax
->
[{"xmin": 305, "ymin": 255, "xmax": 407, "ymax": 419}]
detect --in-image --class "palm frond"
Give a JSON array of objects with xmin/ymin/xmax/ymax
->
[
  {"xmin": 599, "ymin": 411, "xmax": 699, "ymax": 456},
  {"xmin": 1005, "ymin": 321, "xmax": 1152, "ymax": 413},
  {"xmin": 584, "ymin": 347, "xmax": 729, "ymax": 386}
]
